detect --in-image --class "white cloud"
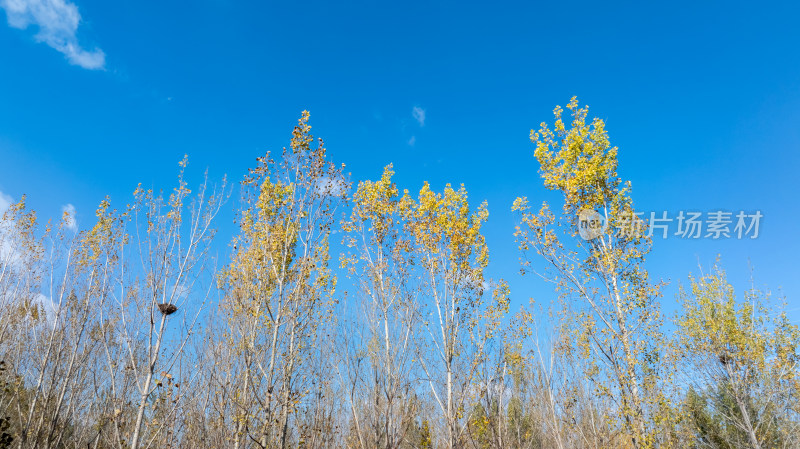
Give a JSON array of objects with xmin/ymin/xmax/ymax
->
[
  {"xmin": 1, "ymin": 0, "xmax": 105, "ymax": 69},
  {"xmin": 407, "ymin": 135, "xmax": 416, "ymax": 146},
  {"xmin": 168, "ymin": 283, "xmax": 190, "ymax": 303},
  {"xmin": 0, "ymin": 191, "xmax": 21, "ymax": 267},
  {"xmin": 61, "ymin": 203, "xmax": 77, "ymax": 231},
  {"xmin": 0, "ymin": 191, "xmax": 11, "ymax": 214},
  {"xmin": 412, "ymin": 106, "xmax": 425, "ymax": 127},
  {"xmin": 34, "ymin": 293, "xmax": 59, "ymax": 322},
  {"xmin": 315, "ymin": 175, "xmax": 348, "ymax": 198}
]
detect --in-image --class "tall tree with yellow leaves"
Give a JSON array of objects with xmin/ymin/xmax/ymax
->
[
  {"xmin": 220, "ymin": 111, "xmax": 346, "ymax": 449},
  {"xmin": 513, "ymin": 97, "xmax": 668, "ymax": 448},
  {"xmin": 676, "ymin": 265, "xmax": 800, "ymax": 449},
  {"xmin": 409, "ymin": 181, "xmax": 508, "ymax": 449},
  {"xmin": 340, "ymin": 164, "xmax": 421, "ymax": 449}
]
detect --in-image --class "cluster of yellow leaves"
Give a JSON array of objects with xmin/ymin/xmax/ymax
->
[
  {"xmin": 74, "ymin": 197, "xmax": 126, "ymax": 271},
  {"xmin": 0, "ymin": 195, "xmax": 43, "ymax": 266},
  {"xmin": 222, "ymin": 111, "xmax": 343, "ymax": 308},
  {"xmin": 412, "ymin": 181, "xmax": 489, "ymax": 276},
  {"xmin": 343, "ymin": 163, "xmax": 413, "ymax": 246},
  {"xmin": 676, "ymin": 266, "xmax": 800, "ymax": 384},
  {"xmin": 343, "ymin": 164, "xmax": 492, "ymax": 305},
  {"xmin": 531, "ymin": 96, "xmax": 620, "ymax": 213}
]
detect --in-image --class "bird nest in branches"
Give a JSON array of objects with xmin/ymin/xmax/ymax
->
[{"xmin": 158, "ymin": 303, "xmax": 178, "ymax": 316}]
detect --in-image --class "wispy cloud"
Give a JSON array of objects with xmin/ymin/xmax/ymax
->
[
  {"xmin": 168, "ymin": 283, "xmax": 190, "ymax": 304},
  {"xmin": 408, "ymin": 135, "xmax": 416, "ymax": 146},
  {"xmin": 61, "ymin": 203, "xmax": 77, "ymax": 231},
  {"xmin": 412, "ymin": 106, "xmax": 425, "ymax": 127},
  {"xmin": 0, "ymin": 191, "xmax": 11, "ymax": 214},
  {"xmin": 1, "ymin": 0, "xmax": 105, "ymax": 69},
  {"xmin": 0, "ymin": 191, "xmax": 21, "ymax": 267},
  {"xmin": 315, "ymin": 175, "xmax": 348, "ymax": 198},
  {"xmin": 34, "ymin": 293, "xmax": 59, "ymax": 322}
]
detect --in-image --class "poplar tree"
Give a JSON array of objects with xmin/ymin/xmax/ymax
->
[{"xmin": 513, "ymin": 97, "xmax": 668, "ymax": 448}]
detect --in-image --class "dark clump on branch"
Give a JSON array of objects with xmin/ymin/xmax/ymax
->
[{"xmin": 158, "ymin": 303, "xmax": 178, "ymax": 316}]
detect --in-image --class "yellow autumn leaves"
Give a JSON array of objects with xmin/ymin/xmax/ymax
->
[
  {"xmin": 532, "ymin": 96, "xmax": 620, "ymax": 213},
  {"xmin": 346, "ymin": 164, "xmax": 489, "ymax": 276}
]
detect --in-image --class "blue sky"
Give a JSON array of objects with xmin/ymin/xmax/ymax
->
[{"xmin": 1, "ymin": 0, "xmax": 799, "ymax": 322}]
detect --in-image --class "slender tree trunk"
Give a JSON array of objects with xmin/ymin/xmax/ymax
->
[
  {"xmin": 725, "ymin": 364, "xmax": 762, "ymax": 449},
  {"xmin": 259, "ymin": 306, "xmax": 283, "ymax": 448},
  {"xmin": 233, "ymin": 351, "xmax": 251, "ymax": 449},
  {"xmin": 447, "ymin": 354, "xmax": 454, "ymax": 449},
  {"xmin": 130, "ymin": 312, "xmax": 167, "ymax": 449},
  {"xmin": 736, "ymin": 394, "xmax": 762, "ymax": 449},
  {"xmin": 383, "ymin": 309, "xmax": 392, "ymax": 449},
  {"xmin": 611, "ymin": 272, "xmax": 645, "ymax": 448},
  {"xmin": 279, "ymin": 319, "xmax": 297, "ymax": 449}
]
